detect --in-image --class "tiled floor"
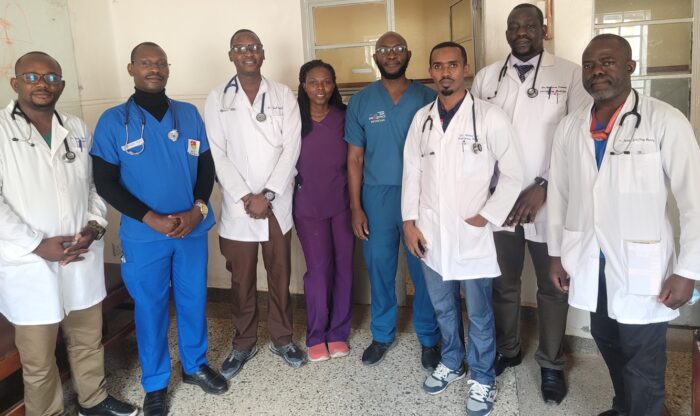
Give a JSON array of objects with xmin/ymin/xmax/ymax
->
[{"xmin": 63, "ymin": 301, "xmax": 693, "ymax": 415}]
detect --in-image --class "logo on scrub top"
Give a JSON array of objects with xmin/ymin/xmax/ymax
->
[{"xmin": 369, "ymin": 111, "xmax": 386, "ymax": 124}]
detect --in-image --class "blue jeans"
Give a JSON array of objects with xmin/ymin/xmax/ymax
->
[{"xmin": 422, "ymin": 263, "xmax": 496, "ymax": 385}]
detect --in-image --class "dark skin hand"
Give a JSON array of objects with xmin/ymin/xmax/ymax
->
[
  {"xmin": 143, "ymin": 210, "xmax": 179, "ymax": 235},
  {"xmin": 504, "ymin": 183, "xmax": 546, "ymax": 226},
  {"xmin": 403, "ymin": 221, "xmax": 427, "ymax": 258},
  {"xmin": 168, "ymin": 206, "xmax": 203, "ymax": 238},
  {"xmin": 62, "ymin": 227, "xmax": 98, "ymax": 265},
  {"xmin": 549, "ymin": 256, "xmax": 570, "ymax": 294},
  {"xmin": 34, "ymin": 235, "xmax": 83, "ymax": 263},
  {"xmin": 658, "ymin": 274, "xmax": 694, "ymax": 309},
  {"xmin": 243, "ymin": 193, "xmax": 272, "ymax": 220}
]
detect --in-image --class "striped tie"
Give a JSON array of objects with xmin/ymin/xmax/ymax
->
[{"xmin": 514, "ymin": 64, "xmax": 533, "ymax": 82}]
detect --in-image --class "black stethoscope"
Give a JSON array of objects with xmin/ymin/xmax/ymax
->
[
  {"xmin": 10, "ymin": 102, "xmax": 77, "ymax": 163},
  {"xmin": 486, "ymin": 51, "xmax": 544, "ymax": 100},
  {"xmin": 219, "ymin": 75, "xmax": 267, "ymax": 122},
  {"xmin": 420, "ymin": 91, "xmax": 482, "ymax": 156},
  {"xmin": 609, "ymin": 89, "xmax": 642, "ymax": 156},
  {"xmin": 122, "ymin": 95, "xmax": 179, "ymax": 156}
]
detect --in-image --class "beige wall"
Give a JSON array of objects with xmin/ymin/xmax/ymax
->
[{"xmin": 65, "ymin": 0, "xmax": 602, "ymax": 336}]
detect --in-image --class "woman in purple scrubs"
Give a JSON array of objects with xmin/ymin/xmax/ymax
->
[{"xmin": 295, "ymin": 60, "xmax": 354, "ymax": 362}]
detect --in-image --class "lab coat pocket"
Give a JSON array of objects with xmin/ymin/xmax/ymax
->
[
  {"xmin": 624, "ymin": 240, "xmax": 664, "ymax": 296},
  {"xmin": 457, "ymin": 220, "xmax": 492, "ymax": 260},
  {"xmin": 615, "ymin": 152, "xmax": 662, "ymax": 240},
  {"xmin": 616, "ymin": 152, "xmax": 661, "ymax": 194},
  {"xmin": 461, "ymin": 149, "xmax": 489, "ymax": 181}
]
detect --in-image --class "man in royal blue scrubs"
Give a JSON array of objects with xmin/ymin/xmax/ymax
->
[
  {"xmin": 91, "ymin": 42, "xmax": 227, "ymax": 416},
  {"xmin": 345, "ymin": 31, "xmax": 440, "ymax": 368}
]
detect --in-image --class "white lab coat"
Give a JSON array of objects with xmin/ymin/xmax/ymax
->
[
  {"xmin": 204, "ymin": 77, "xmax": 301, "ymax": 242},
  {"xmin": 547, "ymin": 91, "xmax": 700, "ymax": 324},
  {"xmin": 472, "ymin": 52, "xmax": 590, "ymax": 242},
  {"xmin": 0, "ymin": 101, "xmax": 107, "ymax": 325},
  {"xmin": 402, "ymin": 94, "xmax": 523, "ymax": 280}
]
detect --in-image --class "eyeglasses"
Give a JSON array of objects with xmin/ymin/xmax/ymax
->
[
  {"xmin": 375, "ymin": 45, "xmax": 408, "ymax": 55},
  {"xmin": 231, "ymin": 43, "xmax": 263, "ymax": 54},
  {"xmin": 15, "ymin": 72, "xmax": 63, "ymax": 84},
  {"xmin": 132, "ymin": 60, "xmax": 171, "ymax": 70}
]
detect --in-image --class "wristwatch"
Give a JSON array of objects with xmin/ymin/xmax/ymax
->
[
  {"xmin": 264, "ymin": 189, "xmax": 276, "ymax": 202},
  {"xmin": 194, "ymin": 200, "xmax": 209, "ymax": 220},
  {"xmin": 534, "ymin": 176, "xmax": 548, "ymax": 188},
  {"xmin": 86, "ymin": 220, "xmax": 106, "ymax": 240}
]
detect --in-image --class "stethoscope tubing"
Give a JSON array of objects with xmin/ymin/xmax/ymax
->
[
  {"xmin": 10, "ymin": 102, "xmax": 76, "ymax": 162},
  {"xmin": 420, "ymin": 91, "xmax": 481, "ymax": 156}
]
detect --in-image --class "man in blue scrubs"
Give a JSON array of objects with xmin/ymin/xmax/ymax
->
[
  {"xmin": 346, "ymin": 31, "xmax": 440, "ymax": 368},
  {"xmin": 91, "ymin": 42, "xmax": 227, "ymax": 416}
]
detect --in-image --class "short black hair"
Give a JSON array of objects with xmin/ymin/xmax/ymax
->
[
  {"xmin": 15, "ymin": 51, "xmax": 62, "ymax": 74},
  {"xmin": 429, "ymin": 41, "xmax": 468, "ymax": 65},
  {"xmin": 230, "ymin": 29, "xmax": 259, "ymax": 48},
  {"xmin": 512, "ymin": 3, "xmax": 544, "ymax": 26},
  {"xmin": 589, "ymin": 34, "xmax": 633, "ymax": 60},
  {"xmin": 130, "ymin": 42, "xmax": 163, "ymax": 62}
]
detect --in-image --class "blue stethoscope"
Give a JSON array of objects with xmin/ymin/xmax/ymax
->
[
  {"xmin": 420, "ymin": 91, "xmax": 482, "ymax": 156},
  {"xmin": 10, "ymin": 101, "xmax": 77, "ymax": 163},
  {"xmin": 486, "ymin": 51, "xmax": 544, "ymax": 100},
  {"xmin": 608, "ymin": 89, "xmax": 642, "ymax": 156},
  {"xmin": 218, "ymin": 75, "xmax": 267, "ymax": 122},
  {"xmin": 122, "ymin": 95, "xmax": 179, "ymax": 156}
]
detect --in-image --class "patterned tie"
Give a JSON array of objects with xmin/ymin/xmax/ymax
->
[{"xmin": 514, "ymin": 64, "xmax": 533, "ymax": 82}]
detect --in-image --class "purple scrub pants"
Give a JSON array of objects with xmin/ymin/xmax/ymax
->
[{"xmin": 294, "ymin": 209, "xmax": 354, "ymax": 347}]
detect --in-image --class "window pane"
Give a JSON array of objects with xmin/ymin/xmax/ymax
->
[
  {"xmin": 313, "ymin": 3, "xmax": 387, "ymax": 46},
  {"xmin": 316, "ymin": 46, "xmax": 379, "ymax": 83},
  {"xmin": 595, "ymin": 0, "xmax": 692, "ymax": 22},
  {"xmin": 620, "ymin": 25, "xmax": 641, "ymax": 36},
  {"xmin": 645, "ymin": 77, "xmax": 691, "ymax": 118}
]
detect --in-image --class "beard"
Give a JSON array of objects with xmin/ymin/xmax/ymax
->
[{"xmin": 376, "ymin": 56, "xmax": 410, "ymax": 80}]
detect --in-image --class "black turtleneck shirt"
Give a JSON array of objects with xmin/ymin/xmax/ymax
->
[{"xmin": 92, "ymin": 89, "xmax": 215, "ymax": 221}]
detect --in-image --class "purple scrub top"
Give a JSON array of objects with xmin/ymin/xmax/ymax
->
[{"xmin": 293, "ymin": 106, "xmax": 349, "ymax": 220}]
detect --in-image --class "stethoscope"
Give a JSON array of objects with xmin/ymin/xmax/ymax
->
[
  {"xmin": 486, "ymin": 51, "xmax": 544, "ymax": 100},
  {"xmin": 10, "ymin": 102, "xmax": 77, "ymax": 163},
  {"xmin": 608, "ymin": 89, "xmax": 642, "ymax": 156},
  {"xmin": 219, "ymin": 75, "xmax": 267, "ymax": 122},
  {"xmin": 122, "ymin": 95, "xmax": 179, "ymax": 156},
  {"xmin": 420, "ymin": 91, "xmax": 482, "ymax": 156}
]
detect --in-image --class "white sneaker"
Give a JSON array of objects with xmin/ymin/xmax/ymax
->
[
  {"xmin": 423, "ymin": 362, "xmax": 466, "ymax": 394},
  {"xmin": 466, "ymin": 379, "xmax": 497, "ymax": 416}
]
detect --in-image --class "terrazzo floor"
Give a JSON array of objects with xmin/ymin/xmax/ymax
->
[{"xmin": 62, "ymin": 301, "xmax": 693, "ymax": 416}]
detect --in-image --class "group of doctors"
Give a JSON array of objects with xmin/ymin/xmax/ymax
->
[{"xmin": 0, "ymin": 3, "xmax": 698, "ymax": 416}]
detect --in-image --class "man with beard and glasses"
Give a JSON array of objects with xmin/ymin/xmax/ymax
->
[
  {"xmin": 548, "ymin": 34, "xmax": 700, "ymax": 416},
  {"xmin": 92, "ymin": 42, "xmax": 226, "ymax": 416},
  {"xmin": 471, "ymin": 3, "xmax": 589, "ymax": 404},
  {"xmin": 403, "ymin": 41, "xmax": 522, "ymax": 416},
  {"xmin": 345, "ymin": 31, "xmax": 441, "ymax": 369}
]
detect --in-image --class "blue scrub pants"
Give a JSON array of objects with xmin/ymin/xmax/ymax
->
[
  {"xmin": 121, "ymin": 234, "xmax": 209, "ymax": 392},
  {"xmin": 361, "ymin": 185, "xmax": 439, "ymax": 346},
  {"xmin": 422, "ymin": 263, "xmax": 496, "ymax": 385}
]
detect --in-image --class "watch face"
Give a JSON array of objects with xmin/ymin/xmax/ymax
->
[{"xmin": 265, "ymin": 191, "xmax": 274, "ymax": 201}]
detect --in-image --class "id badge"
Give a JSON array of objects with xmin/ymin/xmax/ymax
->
[{"xmin": 187, "ymin": 139, "xmax": 200, "ymax": 156}]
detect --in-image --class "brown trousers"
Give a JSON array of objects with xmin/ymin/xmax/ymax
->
[
  {"xmin": 14, "ymin": 302, "xmax": 107, "ymax": 416},
  {"xmin": 220, "ymin": 214, "xmax": 293, "ymax": 351},
  {"xmin": 492, "ymin": 227, "xmax": 569, "ymax": 370}
]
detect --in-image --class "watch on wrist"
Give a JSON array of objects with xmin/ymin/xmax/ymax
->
[
  {"xmin": 534, "ymin": 176, "xmax": 548, "ymax": 188},
  {"xmin": 195, "ymin": 201, "xmax": 209, "ymax": 220},
  {"xmin": 86, "ymin": 220, "xmax": 106, "ymax": 240},
  {"xmin": 264, "ymin": 189, "xmax": 276, "ymax": 202}
]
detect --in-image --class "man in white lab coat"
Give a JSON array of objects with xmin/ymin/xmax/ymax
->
[
  {"xmin": 403, "ymin": 42, "xmax": 522, "ymax": 416},
  {"xmin": 548, "ymin": 34, "xmax": 700, "ymax": 416},
  {"xmin": 471, "ymin": 4, "xmax": 590, "ymax": 403},
  {"xmin": 0, "ymin": 52, "xmax": 136, "ymax": 416},
  {"xmin": 204, "ymin": 29, "xmax": 304, "ymax": 378}
]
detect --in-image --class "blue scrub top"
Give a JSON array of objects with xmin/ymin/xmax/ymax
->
[
  {"xmin": 91, "ymin": 99, "xmax": 215, "ymax": 242},
  {"xmin": 344, "ymin": 80, "xmax": 436, "ymax": 186}
]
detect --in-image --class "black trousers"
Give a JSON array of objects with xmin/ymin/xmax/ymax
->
[{"xmin": 590, "ymin": 259, "xmax": 667, "ymax": 416}]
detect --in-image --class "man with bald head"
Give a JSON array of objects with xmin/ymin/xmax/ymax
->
[
  {"xmin": 205, "ymin": 29, "xmax": 304, "ymax": 378},
  {"xmin": 548, "ymin": 34, "xmax": 700, "ymax": 416},
  {"xmin": 345, "ymin": 31, "xmax": 440, "ymax": 367},
  {"xmin": 0, "ymin": 52, "xmax": 136, "ymax": 416},
  {"xmin": 92, "ymin": 42, "xmax": 225, "ymax": 415}
]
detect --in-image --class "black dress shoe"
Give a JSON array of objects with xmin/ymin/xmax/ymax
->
[
  {"xmin": 182, "ymin": 364, "xmax": 229, "ymax": 395},
  {"xmin": 420, "ymin": 344, "xmax": 441, "ymax": 371},
  {"xmin": 494, "ymin": 350, "xmax": 522, "ymax": 376},
  {"xmin": 143, "ymin": 388, "xmax": 167, "ymax": 416},
  {"xmin": 540, "ymin": 367, "xmax": 567, "ymax": 404}
]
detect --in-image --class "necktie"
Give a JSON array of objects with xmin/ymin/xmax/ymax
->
[{"xmin": 514, "ymin": 64, "xmax": 533, "ymax": 82}]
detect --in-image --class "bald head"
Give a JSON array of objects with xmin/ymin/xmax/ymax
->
[
  {"xmin": 375, "ymin": 31, "xmax": 407, "ymax": 49},
  {"xmin": 587, "ymin": 34, "xmax": 633, "ymax": 61},
  {"xmin": 15, "ymin": 51, "xmax": 62, "ymax": 75}
]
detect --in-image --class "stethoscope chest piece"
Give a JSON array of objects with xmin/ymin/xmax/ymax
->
[
  {"xmin": 527, "ymin": 87, "xmax": 539, "ymax": 98},
  {"xmin": 168, "ymin": 129, "xmax": 179, "ymax": 142},
  {"xmin": 472, "ymin": 142, "xmax": 483, "ymax": 154},
  {"xmin": 63, "ymin": 150, "xmax": 77, "ymax": 163},
  {"xmin": 256, "ymin": 112, "xmax": 267, "ymax": 122}
]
